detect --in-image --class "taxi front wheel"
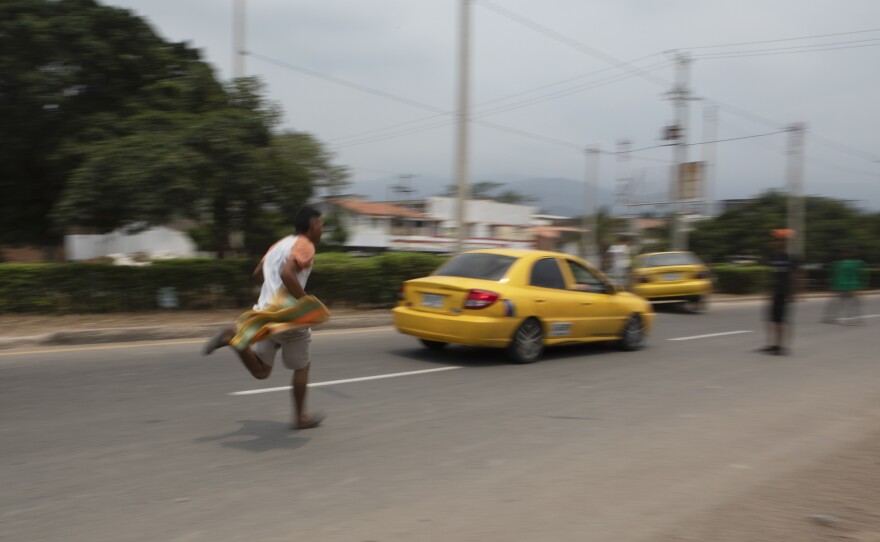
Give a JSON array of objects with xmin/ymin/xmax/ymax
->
[
  {"xmin": 619, "ymin": 315, "xmax": 645, "ymax": 351},
  {"xmin": 508, "ymin": 318, "xmax": 544, "ymax": 364}
]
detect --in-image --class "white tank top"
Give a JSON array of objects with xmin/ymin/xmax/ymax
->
[{"xmin": 254, "ymin": 235, "xmax": 312, "ymax": 310}]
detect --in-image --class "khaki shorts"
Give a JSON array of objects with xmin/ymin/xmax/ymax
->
[{"xmin": 253, "ymin": 327, "xmax": 311, "ymax": 370}]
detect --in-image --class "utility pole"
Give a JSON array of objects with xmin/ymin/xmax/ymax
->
[
  {"xmin": 233, "ymin": 0, "xmax": 246, "ymax": 78},
  {"xmin": 702, "ymin": 105, "xmax": 718, "ymax": 217},
  {"xmin": 392, "ymin": 174, "xmax": 415, "ymax": 203},
  {"xmin": 667, "ymin": 52, "xmax": 692, "ymax": 250},
  {"xmin": 785, "ymin": 123, "xmax": 806, "ymax": 259},
  {"xmin": 581, "ymin": 146, "xmax": 600, "ymax": 262},
  {"xmin": 453, "ymin": 0, "xmax": 472, "ymax": 253}
]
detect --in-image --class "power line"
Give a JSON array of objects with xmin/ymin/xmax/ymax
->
[
  {"xmin": 335, "ymin": 60, "xmax": 673, "ymax": 149},
  {"xmin": 470, "ymin": 2, "xmax": 879, "ymax": 166},
  {"xmin": 804, "ymin": 156, "xmax": 879, "ymax": 179},
  {"xmin": 330, "ymin": 56, "xmax": 670, "ymax": 146},
  {"xmin": 684, "ymin": 27, "xmax": 880, "ymax": 50},
  {"xmin": 694, "ymin": 41, "xmax": 880, "ymax": 60},
  {"xmin": 474, "ymin": 0, "xmax": 669, "ymax": 88},
  {"xmin": 248, "ymin": 51, "xmax": 448, "ymax": 115},
  {"xmin": 688, "ymin": 130, "xmax": 787, "ymax": 146},
  {"xmin": 250, "ymin": 34, "xmax": 879, "ymax": 165}
]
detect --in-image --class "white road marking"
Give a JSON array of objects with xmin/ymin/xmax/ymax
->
[
  {"xmin": 230, "ymin": 366, "xmax": 462, "ymax": 395},
  {"xmin": 668, "ymin": 330, "xmax": 753, "ymax": 341},
  {"xmin": 838, "ymin": 314, "xmax": 880, "ymax": 321}
]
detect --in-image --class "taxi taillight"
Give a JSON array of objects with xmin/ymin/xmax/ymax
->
[{"xmin": 464, "ymin": 289, "xmax": 500, "ymax": 309}]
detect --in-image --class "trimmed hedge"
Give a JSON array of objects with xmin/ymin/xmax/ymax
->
[
  {"xmin": 710, "ymin": 265, "xmax": 880, "ymax": 294},
  {"xmin": 1, "ymin": 256, "xmax": 874, "ymax": 313},
  {"xmin": 0, "ymin": 253, "xmax": 446, "ymax": 314}
]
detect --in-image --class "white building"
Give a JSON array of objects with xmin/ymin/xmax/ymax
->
[
  {"xmin": 318, "ymin": 196, "xmax": 540, "ymax": 252},
  {"xmin": 65, "ymin": 225, "xmax": 197, "ymax": 262},
  {"xmin": 316, "ymin": 198, "xmax": 442, "ymax": 251}
]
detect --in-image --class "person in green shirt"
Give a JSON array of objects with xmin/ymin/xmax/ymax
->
[{"xmin": 822, "ymin": 247, "xmax": 868, "ymax": 325}]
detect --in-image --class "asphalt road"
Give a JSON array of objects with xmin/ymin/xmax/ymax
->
[{"xmin": 2, "ymin": 297, "xmax": 879, "ymax": 542}]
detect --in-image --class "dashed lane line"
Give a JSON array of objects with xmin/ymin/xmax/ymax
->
[{"xmin": 230, "ymin": 366, "xmax": 462, "ymax": 395}]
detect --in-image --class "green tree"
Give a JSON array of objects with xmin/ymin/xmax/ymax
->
[
  {"xmin": 0, "ymin": 0, "xmax": 224, "ymax": 254},
  {"xmin": 2, "ymin": 1, "xmax": 348, "ymax": 259},
  {"xmin": 689, "ymin": 191, "xmax": 879, "ymax": 264},
  {"xmin": 441, "ymin": 181, "xmax": 536, "ymax": 203}
]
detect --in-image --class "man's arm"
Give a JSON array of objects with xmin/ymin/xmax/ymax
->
[{"xmin": 280, "ymin": 257, "xmax": 307, "ymax": 299}]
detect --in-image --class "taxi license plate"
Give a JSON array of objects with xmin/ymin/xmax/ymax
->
[
  {"xmin": 422, "ymin": 293, "xmax": 444, "ymax": 308},
  {"xmin": 663, "ymin": 273, "xmax": 680, "ymax": 281}
]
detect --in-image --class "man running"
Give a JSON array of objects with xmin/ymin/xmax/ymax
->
[{"xmin": 203, "ymin": 206, "xmax": 326, "ymax": 429}]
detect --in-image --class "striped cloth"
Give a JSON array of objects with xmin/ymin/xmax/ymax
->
[{"xmin": 228, "ymin": 292, "xmax": 330, "ymax": 352}]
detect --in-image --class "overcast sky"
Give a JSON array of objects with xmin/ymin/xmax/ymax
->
[{"xmin": 103, "ymin": 0, "xmax": 880, "ymax": 210}]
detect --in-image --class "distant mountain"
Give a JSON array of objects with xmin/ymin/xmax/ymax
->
[{"xmin": 344, "ymin": 176, "xmax": 616, "ymax": 217}]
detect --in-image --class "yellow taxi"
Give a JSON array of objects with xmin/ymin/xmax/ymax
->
[
  {"xmin": 629, "ymin": 251, "xmax": 712, "ymax": 312},
  {"xmin": 392, "ymin": 249, "xmax": 655, "ymax": 363}
]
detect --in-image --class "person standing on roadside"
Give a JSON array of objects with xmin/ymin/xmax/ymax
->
[
  {"xmin": 203, "ymin": 206, "xmax": 327, "ymax": 430},
  {"xmin": 759, "ymin": 229, "xmax": 800, "ymax": 356},
  {"xmin": 822, "ymin": 246, "xmax": 868, "ymax": 325},
  {"xmin": 607, "ymin": 236, "xmax": 632, "ymax": 287}
]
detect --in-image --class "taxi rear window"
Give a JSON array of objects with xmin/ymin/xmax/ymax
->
[
  {"xmin": 640, "ymin": 252, "xmax": 700, "ymax": 268},
  {"xmin": 434, "ymin": 254, "xmax": 516, "ymax": 280}
]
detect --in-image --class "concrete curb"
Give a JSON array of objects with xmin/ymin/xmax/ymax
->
[
  {"xmin": 0, "ymin": 292, "xmax": 876, "ymax": 351},
  {"xmin": 0, "ymin": 314, "xmax": 394, "ymax": 350}
]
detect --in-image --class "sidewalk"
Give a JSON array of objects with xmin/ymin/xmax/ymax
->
[
  {"xmin": 0, "ymin": 307, "xmax": 393, "ymax": 350},
  {"xmin": 0, "ymin": 291, "xmax": 875, "ymax": 350}
]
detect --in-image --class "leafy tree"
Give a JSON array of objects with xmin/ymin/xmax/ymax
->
[
  {"xmin": 0, "ymin": 0, "xmax": 224, "ymax": 254},
  {"xmin": 689, "ymin": 191, "xmax": 879, "ymax": 264},
  {"xmin": 441, "ymin": 181, "xmax": 536, "ymax": 203},
  {"xmin": 2, "ymin": 1, "xmax": 348, "ymax": 258}
]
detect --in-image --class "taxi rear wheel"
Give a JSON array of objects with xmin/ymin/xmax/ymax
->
[
  {"xmin": 683, "ymin": 296, "xmax": 708, "ymax": 314},
  {"xmin": 619, "ymin": 314, "xmax": 645, "ymax": 351},
  {"xmin": 419, "ymin": 339, "xmax": 447, "ymax": 350},
  {"xmin": 508, "ymin": 318, "xmax": 544, "ymax": 364}
]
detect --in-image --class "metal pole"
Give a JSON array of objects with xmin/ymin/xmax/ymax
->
[
  {"xmin": 785, "ymin": 123, "xmax": 806, "ymax": 259},
  {"xmin": 670, "ymin": 53, "xmax": 691, "ymax": 250},
  {"xmin": 233, "ymin": 0, "xmax": 246, "ymax": 78},
  {"xmin": 581, "ymin": 146, "xmax": 600, "ymax": 262},
  {"xmin": 453, "ymin": 0, "xmax": 471, "ymax": 253},
  {"xmin": 702, "ymin": 105, "xmax": 718, "ymax": 217}
]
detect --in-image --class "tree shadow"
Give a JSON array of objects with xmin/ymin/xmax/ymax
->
[{"xmin": 194, "ymin": 419, "xmax": 311, "ymax": 453}]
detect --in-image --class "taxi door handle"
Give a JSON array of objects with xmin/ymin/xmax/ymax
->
[
  {"xmin": 535, "ymin": 299, "xmax": 546, "ymax": 303},
  {"xmin": 581, "ymin": 302, "xmax": 592, "ymax": 306}
]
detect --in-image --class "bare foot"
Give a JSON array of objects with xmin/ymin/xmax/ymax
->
[{"xmin": 292, "ymin": 411, "xmax": 325, "ymax": 430}]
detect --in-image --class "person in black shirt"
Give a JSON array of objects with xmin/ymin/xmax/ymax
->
[{"xmin": 759, "ymin": 229, "xmax": 799, "ymax": 355}]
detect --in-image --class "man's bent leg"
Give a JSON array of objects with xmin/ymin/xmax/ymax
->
[{"xmin": 235, "ymin": 347, "xmax": 273, "ymax": 380}]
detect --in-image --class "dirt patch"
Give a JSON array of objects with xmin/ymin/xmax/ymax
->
[{"xmin": 654, "ymin": 428, "xmax": 880, "ymax": 542}]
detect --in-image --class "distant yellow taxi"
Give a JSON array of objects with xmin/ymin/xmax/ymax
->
[
  {"xmin": 629, "ymin": 251, "xmax": 712, "ymax": 312},
  {"xmin": 392, "ymin": 249, "xmax": 655, "ymax": 363}
]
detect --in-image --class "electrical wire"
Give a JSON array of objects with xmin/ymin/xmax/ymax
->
[
  {"xmin": 474, "ymin": 0, "xmax": 669, "ymax": 88},
  {"xmin": 693, "ymin": 41, "xmax": 880, "ymax": 60},
  {"xmin": 332, "ymin": 60, "xmax": 672, "ymax": 149},
  {"xmin": 684, "ymin": 27, "xmax": 880, "ymax": 50},
  {"xmin": 330, "ymin": 56, "xmax": 669, "ymax": 146}
]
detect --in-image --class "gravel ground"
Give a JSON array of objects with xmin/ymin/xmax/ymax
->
[{"xmin": 654, "ymin": 427, "xmax": 880, "ymax": 542}]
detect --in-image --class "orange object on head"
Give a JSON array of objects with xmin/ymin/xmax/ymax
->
[{"xmin": 771, "ymin": 228, "xmax": 795, "ymax": 239}]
